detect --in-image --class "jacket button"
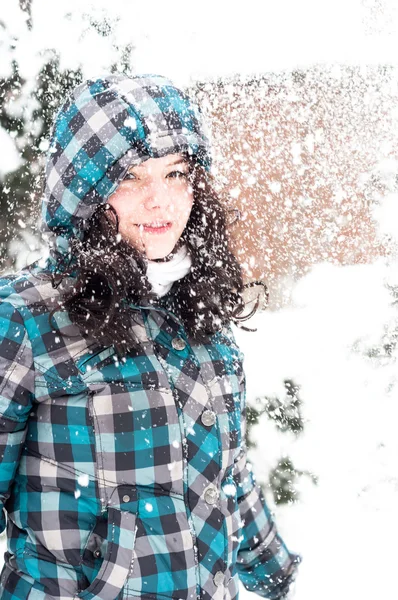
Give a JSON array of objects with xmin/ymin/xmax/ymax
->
[
  {"xmin": 204, "ymin": 485, "xmax": 218, "ymax": 505},
  {"xmin": 93, "ymin": 549, "xmax": 101, "ymax": 558},
  {"xmin": 122, "ymin": 494, "xmax": 130, "ymax": 502},
  {"xmin": 201, "ymin": 410, "xmax": 216, "ymax": 427},
  {"xmin": 213, "ymin": 571, "xmax": 224, "ymax": 586},
  {"xmin": 172, "ymin": 337, "xmax": 186, "ymax": 351}
]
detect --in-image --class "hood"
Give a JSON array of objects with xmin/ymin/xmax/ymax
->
[{"xmin": 40, "ymin": 73, "xmax": 212, "ymax": 274}]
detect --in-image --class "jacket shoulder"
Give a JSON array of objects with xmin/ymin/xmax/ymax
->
[{"xmin": 0, "ymin": 263, "xmax": 61, "ymax": 312}]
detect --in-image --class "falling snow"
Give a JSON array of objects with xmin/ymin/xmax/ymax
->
[
  {"xmin": 77, "ymin": 473, "xmax": 89, "ymax": 487},
  {"xmin": 0, "ymin": 2, "xmax": 397, "ymax": 600}
]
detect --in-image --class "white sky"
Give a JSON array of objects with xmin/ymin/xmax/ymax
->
[{"xmin": 2, "ymin": 0, "xmax": 398, "ymax": 85}]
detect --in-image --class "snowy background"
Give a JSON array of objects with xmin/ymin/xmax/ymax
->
[
  {"xmin": 2, "ymin": 1, "xmax": 398, "ymax": 598},
  {"xmin": 2, "ymin": 0, "xmax": 398, "ymax": 85}
]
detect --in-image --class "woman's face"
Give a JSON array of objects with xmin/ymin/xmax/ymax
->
[{"xmin": 107, "ymin": 153, "xmax": 194, "ymax": 260}]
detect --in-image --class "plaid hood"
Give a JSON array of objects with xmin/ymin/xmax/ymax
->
[{"xmin": 41, "ymin": 73, "xmax": 212, "ymax": 269}]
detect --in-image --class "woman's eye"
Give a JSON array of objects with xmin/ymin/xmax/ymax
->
[
  {"xmin": 167, "ymin": 171, "xmax": 188, "ymax": 179},
  {"xmin": 123, "ymin": 172, "xmax": 137, "ymax": 181}
]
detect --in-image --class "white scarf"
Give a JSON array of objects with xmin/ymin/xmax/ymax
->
[{"xmin": 145, "ymin": 244, "xmax": 192, "ymax": 297}]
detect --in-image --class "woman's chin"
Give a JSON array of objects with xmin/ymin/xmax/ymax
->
[
  {"xmin": 144, "ymin": 239, "xmax": 180, "ymax": 261},
  {"xmin": 146, "ymin": 250, "xmax": 174, "ymax": 261},
  {"xmin": 145, "ymin": 246, "xmax": 174, "ymax": 261}
]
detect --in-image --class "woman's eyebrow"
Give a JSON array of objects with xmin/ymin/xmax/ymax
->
[
  {"xmin": 167, "ymin": 157, "xmax": 189, "ymax": 167},
  {"xmin": 129, "ymin": 158, "xmax": 188, "ymax": 172}
]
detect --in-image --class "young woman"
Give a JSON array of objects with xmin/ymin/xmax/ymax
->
[{"xmin": 0, "ymin": 74, "xmax": 300, "ymax": 600}]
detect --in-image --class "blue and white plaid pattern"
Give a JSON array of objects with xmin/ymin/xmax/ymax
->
[{"xmin": 0, "ymin": 267, "xmax": 300, "ymax": 600}]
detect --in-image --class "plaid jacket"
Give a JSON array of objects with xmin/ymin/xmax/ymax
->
[
  {"xmin": 0, "ymin": 74, "xmax": 299, "ymax": 600},
  {"xmin": 0, "ymin": 265, "xmax": 299, "ymax": 600}
]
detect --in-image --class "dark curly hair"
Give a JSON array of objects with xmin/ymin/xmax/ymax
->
[{"xmin": 49, "ymin": 156, "xmax": 251, "ymax": 358}]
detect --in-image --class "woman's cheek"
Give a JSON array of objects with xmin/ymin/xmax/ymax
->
[{"xmin": 180, "ymin": 199, "xmax": 193, "ymax": 221}]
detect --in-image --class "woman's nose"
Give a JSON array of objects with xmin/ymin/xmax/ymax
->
[{"xmin": 143, "ymin": 180, "xmax": 170, "ymax": 210}]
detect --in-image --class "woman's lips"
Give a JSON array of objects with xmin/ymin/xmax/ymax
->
[{"xmin": 135, "ymin": 223, "xmax": 172, "ymax": 234}]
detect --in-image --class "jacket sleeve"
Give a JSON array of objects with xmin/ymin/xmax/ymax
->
[
  {"xmin": 0, "ymin": 300, "xmax": 35, "ymax": 533},
  {"xmin": 233, "ymin": 370, "xmax": 301, "ymax": 599}
]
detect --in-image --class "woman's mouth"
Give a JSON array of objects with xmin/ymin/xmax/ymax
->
[{"xmin": 135, "ymin": 222, "xmax": 173, "ymax": 234}]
